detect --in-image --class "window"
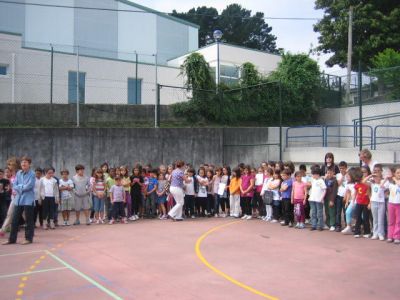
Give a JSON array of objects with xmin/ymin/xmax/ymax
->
[
  {"xmin": 0, "ymin": 65, "xmax": 7, "ymax": 76},
  {"xmin": 128, "ymin": 78, "xmax": 142, "ymax": 104},
  {"xmin": 220, "ymin": 65, "xmax": 239, "ymax": 78},
  {"xmin": 68, "ymin": 71, "xmax": 85, "ymax": 103}
]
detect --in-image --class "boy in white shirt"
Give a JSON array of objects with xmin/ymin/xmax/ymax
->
[{"xmin": 309, "ymin": 166, "xmax": 326, "ymax": 231}]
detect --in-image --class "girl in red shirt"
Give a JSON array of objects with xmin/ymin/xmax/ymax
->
[{"xmin": 353, "ymin": 167, "xmax": 371, "ymax": 238}]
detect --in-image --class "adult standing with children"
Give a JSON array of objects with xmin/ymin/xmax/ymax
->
[
  {"xmin": 168, "ymin": 160, "xmax": 186, "ymax": 221},
  {"xmin": 3, "ymin": 156, "xmax": 35, "ymax": 245}
]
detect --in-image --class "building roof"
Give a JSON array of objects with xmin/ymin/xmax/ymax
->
[
  {"xmin": 117, "ymin": 0, "xmax": 200, "ymax": 29},
  {"xmin": 167, "ymin": 42, "xmax": 281, "ymax": 62}
]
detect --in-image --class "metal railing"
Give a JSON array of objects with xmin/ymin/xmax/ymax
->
[
  {"xmin": 286, "ymin": 124, "xmax": 382, "ymax": 149},
  {"xmin": 373, "ymin": 125, "xmax": 400, "ymax": 150}
]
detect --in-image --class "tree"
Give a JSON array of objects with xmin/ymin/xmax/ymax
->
[
  {"xmin": 171, "ymin": 4, "xmax": 278, "ymax": 53},
  {"xmin": 370, "ymin": 48, "xmax": 400, "ymax": 99},
  {"xmin": 269, "ymin": 53, "xmax": 321, "ymax": 124},
  {"xmin": 313, "ymin": 0, "xmax": 400, "ymax": 70},
  {"xmin": 180, "ymin": 52, "xmax": 214, "ymax": 90}
]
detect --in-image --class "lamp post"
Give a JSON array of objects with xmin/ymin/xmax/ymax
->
[{"xmin": 213, "ymin": 29, "xmax": 223, "ymax": 88}]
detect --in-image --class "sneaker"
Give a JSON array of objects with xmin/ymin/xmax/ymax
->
[
  {"xmin": 288, "ymin": 223, "xmax": 293, "ymax": 228},
  {"xmin": 271, "ymin": 219, "xmax": 278, "ymax": 223},
  {"xmin": 317, "ymin": 227, "xmax": 323, "ymax": 231},
  {"xmin": 299, "ymin": 223, "xmax": 305, "ymax": 229},
  {"xmin": 241, "ymin": 215, "xmax": 248, "ymax": 220},
  {"xmin": 281, "ymin": 223, "xmax": 288, "ymax": 226},
  {"xmin": 65, "ymin": 221, "xmax": 70, "ymax": 226},
  {"xmin": 310, "ymin": 227, "xmax": 316, "ymax": 231},
  {"xmin": 387, "ymin": 238, "xmax": 393, "ymax": 243},
  {"xmin": 329, "ymin": 226, "xmax": 335, "ymax": 231},
  {"xmin": 100, "ymin": 219, "xmax": 105, "ymax": 224},
  {"xmin": 354, "ymin": 235, "xmax": 361, "ymax": 238},
  {"xmin": 371, "ymin": 235, "xmax": 379, "ymax": 240},
  {"xmin": 96, "ymin": 220, "xmax": 100, "ymax": 224},
  {"xmin": 335, "ymin": 227, "xmax": 341, "ymax": 232},
  {"xmin": 363, "ymin": 234, "xmax": 370, "ymax": 239},
  {"xmin": 49, "ymin": 221, "xmax": 55, "ymax": 229},
  {"xmin": 323, "ymin": 225, "xmax": 329, "ymax": 230},
  {"xmin": 43, "ymin": 223, "xmax": 48, "ymax": 230},
  {"xmin": 89, "ymin": 218, "xmax": 93, "ymax": 223},
  {"xmin": 246, "ymin": 215, "xmax": 252, "ymax": 220},
  {"xmin": 191, "ymin": 215, "xmax": 195, "ymax": 219},
  {"xmin": 62, "ymin": 221, "xmax": 67, "ymax": 226},
  {"xmin": 379, "ymin": 235, "xmax": 385, "ymax": 241},
  {"xmin": 73, "ymin": 220, "xmax": 80, "ymax": 226},
  {"xmin": 214, "ymin": 214, "xmax": 218, "ymax": 218},
  {"xmin": 341, "ymin": 226, "xmax": 352, "ymax": 235},
  {"xmin": 86, "ymin": 220, "xmax": 91, "ymax": 225},
  {"xmin": 305, "ymin": 219, "xmax": 310, "ymax": 224},
  {"xmin": 123, "ymin": 218, "xmax": 128, "ymax": 224},
  {"xmin": 129, "ymin": 216, "xmax": 136, "ymax": 221},
  {"xmin": 280, "ymin": 221, "xmax": 285, "ymax": 225},
  {"xmin": 0, "ymin": 231, "xmax": 5, "ymax": 238},
  {"xmin": 109, "ymin": 220, "xmax": 115, "ymax": 225},
  {"xmin": 295, "ymin": 223, "xmax": 300, "ymax": 229},
  {"xmin": 394, "ymin": 239, "xmax": 400, "ymax": 244}
]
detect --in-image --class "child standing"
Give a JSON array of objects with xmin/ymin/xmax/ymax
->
[
  {"xmin": 196, "ymin": 167, "xmax": 208, "ymax": 217},
  {"xmin": 291, "ymin": 171, "xmax": 308, "ymax": 229},
  {"xmin": 105, "ymin": 168, "xmax": 116, "ymax": 221},
  {"xmin": 72, "ymin": 164, "xmax": 91, "ymax": 226},
  {"xmin": 280, "ymin": 169, "xmax": 294, "ymax": 227},
  {"xmin": 324, "ymin": 167, "xmax": 338, "ymax": 231},
  {"xmin": 269, "ymin": 170, "xmax": 282, "ymax": 223},
  {"xmin": 309, "ymin": 166, "xmax": 326, "ymax": 231},
  {"xmin": 366, "ymin": 164, "xmax": 386, "ymax": 240},
  {"xmin": 92, "ymin": 168, "xmax": 106, "ymax": 224},
  {"xmin": 130, "ymin": 166, "xmax": 143, "ymax": 221},
  {"xmin": 109, "ymin": 176, "xmax": 127, "ymax": 224},
  {"xmin": 335, "ymin": 161, "xmax": 348, "ymax": 232},
  {"xmin": 59, "ymin": 169, "xmax": 74, "ymax": 226},
  {"xmin": 156, "ymin": 173, "xmax": 168, "ymax": 220},
  {"xmin": 212, "ymin": 168, "xmax": 222, "ymax": 217},
  {"xmin": 384, "ymin": 166, "xmax": 400, "ymax": 244},
  {"xmin": 184, "ymin": 168, "xmax": 196, "ymax": 218},
  {"xmin": 229, "ymin": 168, "xmax": 241, "ymax": 218},
  {"xmin": 206, "ymin": 170, "xmax": 215, "ymax": 217},
  {"xmin": 33, "ymin": 168, "xmax": 43, "ymax": 228},
  {"xmin": 39, "ymin": 167, "xmax": 60, "ymax": 230},
  {"xmin": 219, "ymin": 166, "xmax": 230, "ymax": 217},
  {"xmin": 145, "ymin": 169, "xmax": 158, "ymax": 218},
  {"xmin": 240, "ymin": 166, "xmax": 255, "ymax": 220},
  {"xmin": 0, "ymin": 169, "xmax": 10, "ymax": 228},
  {"xmin": 120, "ymin": 166, "xmax": 132, "ymax": 219},
  {"xmin": 353, "ymin": 167, "xmax": 371, "ymax": 238},
  {"xmin": 260, "ymin": 168, "xmax": 274, "ymax": 221},
  {"xmin": 253, "ymin": 167, "xmax": 265, "ymax": 219},
  {"xmin": 341, "ymin": 170, "xmax": 357, "ymax": 235}
]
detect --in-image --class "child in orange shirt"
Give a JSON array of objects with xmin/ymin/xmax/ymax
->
[{"xmin": 229, "ymin": 168, "xmax": 241, "ymax": 218}]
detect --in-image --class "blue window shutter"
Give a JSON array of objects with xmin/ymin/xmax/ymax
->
[{"xmin": 128, "ymin": 78, "xmax": 142, "ymax": 104}]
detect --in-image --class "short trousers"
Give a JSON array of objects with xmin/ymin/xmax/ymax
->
[
  {"xmin": 60, "ymin": 196, "xmax": 74, "ymax": 211},
  {"xmin": 74, "ymin": 195, "xmax": 91, "ymax": 211}
]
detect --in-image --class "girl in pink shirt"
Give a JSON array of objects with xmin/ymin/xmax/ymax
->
[
  {"xmin": 291, "ymin": 171, "xmax": 308, "ymax": 229},
  {"xmin": 240, "ymin": 166, "xmax": 255, "ymax": 220}
]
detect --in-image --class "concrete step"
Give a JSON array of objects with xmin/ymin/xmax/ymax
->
[{"xmin": 283, "ymin": 147, "xmax": 396, "ymax": 165}]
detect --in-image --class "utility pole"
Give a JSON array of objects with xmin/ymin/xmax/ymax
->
[{"xmin": 346, "ymin": 6, "xmax": 353, "ymax": 104}]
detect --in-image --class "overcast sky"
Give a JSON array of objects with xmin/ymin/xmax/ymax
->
[{"xmin": 132, "ymin": 0, "xmax": 345, "ymax": 75}]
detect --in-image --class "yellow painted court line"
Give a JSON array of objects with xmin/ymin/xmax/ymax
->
[{"xmin": 195, "ymin": 221, "xmax": 279, "ymax": 300}]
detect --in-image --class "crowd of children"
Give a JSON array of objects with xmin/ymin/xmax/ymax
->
[{"xmin": 0, "ymin": 151, "xmax": 400, "ymax": 245}]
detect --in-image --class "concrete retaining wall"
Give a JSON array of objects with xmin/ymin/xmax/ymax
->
[{"xmin": 0, "ymin": 127, "xmax": 282, "ymax": 173}]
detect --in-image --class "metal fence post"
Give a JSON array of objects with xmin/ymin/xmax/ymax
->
[
  {"xmin": 279, "ymin": 81, "xmax": 282, "ymax": 161},
  {"xmin": 155, "ymin": 84, "xmax": 160, "ymax": 128},
  {"xmin": 358, "ymin": 61, "xmax": 362, "ymax": 158},
  {"xmin": 154, "ymin": 53, "xmax": 158, "ymax": 128},
  {"xmin": 135, "ymin": 52, "xmax": 138, "ymax": 104},
  {"xmin": 76, "ymin": 46, "xmax": 80, "ymax": 127},
  {"xmin": 50, "ymin": 44, "xmax": 54, "ymax": 104}
]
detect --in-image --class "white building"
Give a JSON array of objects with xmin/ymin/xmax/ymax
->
[
  {"xmin": 0, "ymin": 0, "xmax": 281, "ymax": 105},
  {"xmin": 168, "ymin": 43, "xmax": 282, "ymax": 85}
]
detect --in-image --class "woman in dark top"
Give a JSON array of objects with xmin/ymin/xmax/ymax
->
[{"xmin": 320, "ymin": 152, "xmax": 340, "ymax": 175}]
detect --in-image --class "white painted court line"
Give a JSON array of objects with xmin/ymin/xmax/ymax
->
[
  {"xmin": 0, "ymin": 250, "xmax": 46, "ymax": 257},
  {"xmin": 45, "ymin": 250, "xmax": 123, "ymax": 300},
  {"xmin": 0, "ymin": 267, "xmax": 68, "ymax": 280}
]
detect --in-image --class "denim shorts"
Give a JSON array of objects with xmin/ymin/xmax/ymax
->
[{"xmin": 92, "ymin": 195, "xmax": 105, "ymax": 212}]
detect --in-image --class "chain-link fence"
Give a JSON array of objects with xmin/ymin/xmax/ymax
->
[{"xmin": 0, "ymin": 36, "xmax": 185, "ymax": 126}]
